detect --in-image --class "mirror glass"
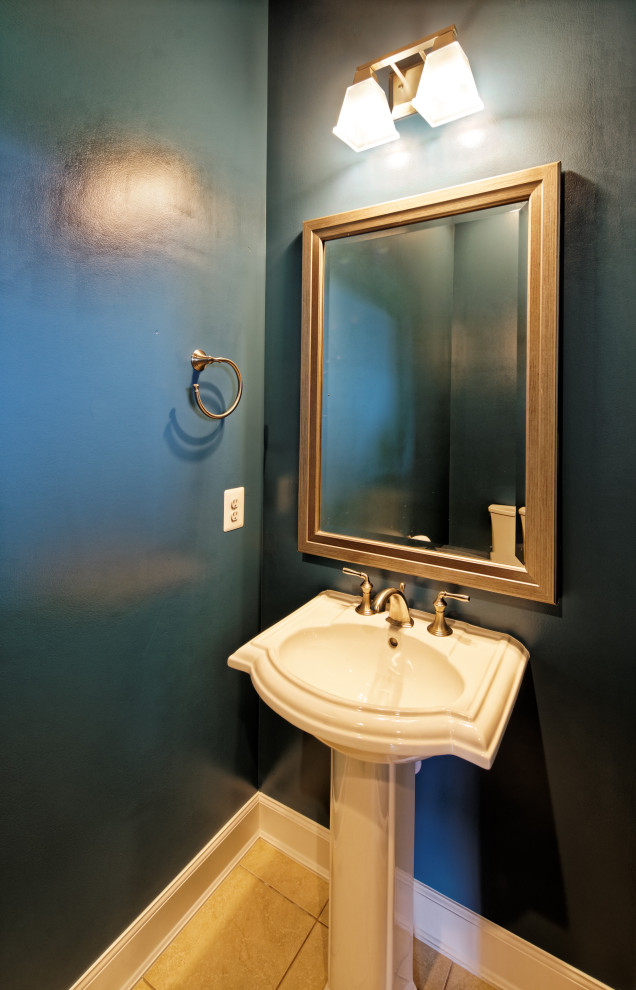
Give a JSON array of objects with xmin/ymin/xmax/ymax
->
[
  {"xmin": 299, "ymin": 164, "xmax": 559, "ymax": 602},
  {"xmin": 321, "ymin": 202, "xmax": 528, "ymax": 565}
]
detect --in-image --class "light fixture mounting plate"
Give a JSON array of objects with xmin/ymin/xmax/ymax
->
[{"xmin": 389, "ymin": 59, "xmax": 424, "ymax": 120}]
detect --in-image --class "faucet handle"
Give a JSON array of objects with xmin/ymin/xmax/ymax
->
[
  {"xmin": 434, "ymin": 590, "xmax": 470, "ymax": 606},
  {"xmin": 428, "ymin": 590, "xmax": 470, "ymax": 637},
  {"xmin": 343, "ymin": 567, "xmax": 368, "ymax": 581},
  {"xmin": 342, "ymin": 568, "xmax": 374, "ymax": 616}
]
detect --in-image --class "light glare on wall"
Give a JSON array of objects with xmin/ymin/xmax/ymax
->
[{"xmin": 333, "ymin": 25, "xmax": 483, "ymax": 152}]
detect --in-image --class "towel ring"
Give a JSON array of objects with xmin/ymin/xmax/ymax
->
[{"xmin": 191, "ymin": 349, "xmax": 243, "ymax": 420}]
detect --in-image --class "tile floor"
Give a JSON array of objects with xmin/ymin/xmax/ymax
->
[{"xmin": 132, "ymin": 839, "xmax": 499, "ymax": 990}]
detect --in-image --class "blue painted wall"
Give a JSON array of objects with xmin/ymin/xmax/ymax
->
[
  {"xmin": 262, "ymin": 2, "xmax": 635, "ymax": 989},
  {"xmin": 0, "ymin": 1, "xmax": 267, "ymax": 987},
  {"xmin": 2, "ymin": 2, "xmax": 634, "ymax": 989}
]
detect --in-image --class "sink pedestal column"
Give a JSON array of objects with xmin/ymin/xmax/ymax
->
[{"xmin": 327, "ymin": 751, "xmax": 416, "ymax": 990}]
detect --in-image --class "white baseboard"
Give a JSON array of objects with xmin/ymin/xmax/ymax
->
[
  {"xmin": 258, "ymin": 792, "xmax": 330, "ymax": 879},
  {"xmin": 413, "ymin": 881, "xmax": 615, "ymax": 990},
  {"xmin": 69, "ymin": 793, "xmax": 261, "ymax": 990},
  {"xmin": 69, "ymin": 792, "xmax": 329, "ymax": 990},
  {"xmin": 69, "ymin": 793, "xmax": 611, "ymax": 990}
]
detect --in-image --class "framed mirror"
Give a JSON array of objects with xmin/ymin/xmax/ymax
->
[{"xmin": 299, "ymin": 163, "xmax": 560, "ymax": 603}]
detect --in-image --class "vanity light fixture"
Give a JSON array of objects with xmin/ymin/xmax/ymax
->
[
  {"xmin": 333, "ymin": 71, "xmax": 400, "ymax": 152},
  {"xmin": 333, "ymin": 24, "xmax": 483, "ymax": 151}
]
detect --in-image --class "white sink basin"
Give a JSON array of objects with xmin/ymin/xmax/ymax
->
[
  {"xmin": 229, "ymin": 590, "xmax": 528, "ymax": 767},
  {"xmin": 279, "ymin": 623, "xmax": 465, "ymax": 709}
]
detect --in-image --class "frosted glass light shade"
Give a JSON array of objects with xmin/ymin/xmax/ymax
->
[
  {"xmin": 333, "ymin": 76, "xmax": 400, "ymax": 152},
  {"xmin": 412, "ymin": 41, "xmax": 484, "ymax": 127}
]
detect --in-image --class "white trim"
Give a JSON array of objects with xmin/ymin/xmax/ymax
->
[
  {"xmin": 69, "ymin": 793, "xmax": 261, "ymax": 990},
  {"xmin": 68, "ymin": 793, "xmax": 329, "ymax": 990},
  {"xmin": 69, "ymin": 793, "xmax": 613, "ymax": 990},
  {"xmin": 413, "ymin": 880, "xmax": 615, "ymax": 990},
  {"xmin": 258, "ymin": 792, "xmax": 330, "ymax": 879}
]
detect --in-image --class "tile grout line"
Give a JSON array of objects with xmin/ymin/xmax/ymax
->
[
  {"xmin": 139, "ymin": 865, "xmax": 322, "ymax": 990},
  {"xmin": 238, "ymin": 858, "xmax": 328, "ymax": 990},
  {"xmin": 239, "ymin": 860, "xmax": 329, "ymax": 921},
  {"xmin": 136, "ymin": 847, "xmax": 460, "ymax": 990},
  {"xmin": 274, "ymin": 919, "xmax": 322, "ymax": 990},
  {"xmin": 237, "ymin": 865, "xmax": 328, "ymax": 990}
]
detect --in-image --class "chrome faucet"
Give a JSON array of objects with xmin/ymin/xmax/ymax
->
[{"xmin": 373, "ymin": 582, "xmax": 414, "ymax": 628}]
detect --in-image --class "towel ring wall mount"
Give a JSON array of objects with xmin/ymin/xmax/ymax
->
[{"xmin": 191, "ymin": 349, "xmax": 243, "ymax": 420}]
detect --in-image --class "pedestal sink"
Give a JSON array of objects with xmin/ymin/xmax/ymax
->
[{"xmin": 229, "ymin": 590, "xmax": 528, "ymax": 990}]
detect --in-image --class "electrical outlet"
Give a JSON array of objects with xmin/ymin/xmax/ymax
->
[{"xmin": 223, "ymin": 487, "xmax": 244, "ymax": 531}]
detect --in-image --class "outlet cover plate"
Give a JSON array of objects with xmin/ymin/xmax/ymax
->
[{"xmin": 224, "ymin": 487, "xmax": 244, "ymax": 531}]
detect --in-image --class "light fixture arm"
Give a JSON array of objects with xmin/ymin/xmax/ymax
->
[
  {"xmin": 351, "ymin": 24, "xmax": 457, "ymax": 80},
  {"xmin": 388, "ymin": 62, "xmax": 410, "ymax": 90},
  {"xmin": 347, "ymin": 25, "xmax": 461, "ymax": 123}
]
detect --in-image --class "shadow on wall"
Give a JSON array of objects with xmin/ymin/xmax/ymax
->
[
  {"xmin": 479, "ymin": 668, "xmax": 567, "ymax": 932},
  {"xmin": 259, "ymin": 704, "xmax": 331, "ymax": 827},
  {"xmin": 164, "ymin": 383, "xmax": 229, "ymax": 462},
  {"xmin": 414, "ymin": 666, "xmax": 566, "ymax": 938},
  {"xmin": 263, "ymin": 234, "xmax": 303, "ymax": 433}
]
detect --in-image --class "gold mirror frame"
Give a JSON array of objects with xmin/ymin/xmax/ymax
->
[{"xmin": 299, "ymin": 163, "xmax": 560, "ymax": 603}]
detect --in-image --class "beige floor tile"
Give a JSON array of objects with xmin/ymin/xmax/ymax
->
[
  {"xmin": 445, "ymin": 962, "xmax": 501, "ymax": 990},
  {"xmin": 318, "ymin": 900, "xmax": 329, "ymax": 926},
  {"xmin": 145, "ymin": 865, "xmax": 313, "ymax": 990},
  {"xmin": 241, "ymin": 838, "xmax": 329, "ymax": 917},
  {"xmin": 277, "ymin": 922, "xmax": 329, "ymax": 990},
  {"xmin": 413, "ymin": 938, "xmax": 452, "ymax": 990},
  {"xmin": 130, "ymin": 981, "xmax": 153, "ymax": 990}
]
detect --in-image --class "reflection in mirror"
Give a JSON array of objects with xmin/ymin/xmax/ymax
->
[
  {"xmin": 321, "ymin": 202, "xmax": 528, "ymax": 565},
  {"xmin": 299, "ymin": 164, "xmax": 559, "ymax": 602}
]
